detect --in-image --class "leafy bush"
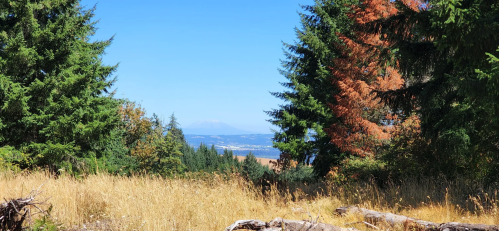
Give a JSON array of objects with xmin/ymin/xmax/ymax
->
[
  {"xmin": 0, "ymin": 146, "xmax": 29, "ymax": 171},
  {"xmin": 278, "ymin": 164, "xmax": 315, "ymax": 184},
  {"xmin": 326, "ymin": 156, "xmax": 387, "ymax": 185}
]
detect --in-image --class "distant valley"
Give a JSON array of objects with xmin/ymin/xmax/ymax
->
[
  {"xmin": 182, "ymin": 120, "xmax": 280, "ymax": 159},
  {"xmin": 184, "ymin": 134, "xmax": 280, "ymax": 159}
]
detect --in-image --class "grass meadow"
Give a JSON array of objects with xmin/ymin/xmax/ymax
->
[{"xmin": 1, "ymin": 171, "xmax": 498, "ymax": 230}]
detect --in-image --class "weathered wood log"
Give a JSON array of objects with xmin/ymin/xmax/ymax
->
[
  {"xmin": 439, "ymin": 222, "xmax": 499, "ymax": 231},
  {"xmin": 336, "ymin": 206, "xmax": 499, "ymax": 231},
  {"xmin": 0, "ymin": 184, "xmax": 49, "ymax": 231},
  {"xmin": 1, "ymin": 197, "xmax": 35, "ymax": 231},
  {"xmin": 225, "ymin": 219, "xmax": 267, "ymax": 231},
  {"xmin": 336, "ymin": 205, "xmax": 439, "ymax": 229},
  {"xmin": 225, "ymin": 217, "xmax": 359, "ymax": 231}
]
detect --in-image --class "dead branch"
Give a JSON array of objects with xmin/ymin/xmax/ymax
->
[
  {"xmin": 336, "ymin": 206, "xmax": 499, "ymax": 231},
  {"xmin": 226, "ymin": 217, "xmax": 359, "ymax": 231},
  {"xmin": 0, "ymin": 186, "xmax": 50, "ymax": 231}
]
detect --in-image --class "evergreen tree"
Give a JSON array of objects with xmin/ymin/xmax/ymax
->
[
  {"xmin": 325, "ymin": 0, "xmax": 409, "ymax": 157},
  {"xmin": 242, "ymin": 152, "xmax": 266, "ymax": 182},
  {"xmin": 371, "ymin": 0, "xmax": 499, "ymax": 179},
  {"xmin": 130, "ymin": 114, "xmax": 185, "ymax": 175},
  {"xmin": 180, "ymin": 144, "xmax": 198, "ymax": 172},
  {"xmin": 101, "ymin": 127, "xmax": 139, "ymax": 175},
  {"xmin": 220, "ymin": 149, "xmax": 240, "ymax": 172},
  {"xmin": 205, "ymin": 144, "xmax": 220, "ymax": 170},
  {"xmin": 266, "ymin": 0, "xmax": 357, "ymax": 176},
  {"xmin": 219, "ymin": 149, "xmax": 233, "ymax": 172},
  {"xmin": 154, "ymin": 130, "xmax": 185, "ymax": 175},
  {"xmin": 0, "ymin": 1, "xmax": 119, "ymax": 171},
  {"xmin": 194, "ymin": 143, "xmax": 207, "ymax": 171},
  {"xmin": 167, "ymin": 113, "xmax": 185, "ymax": 143}
]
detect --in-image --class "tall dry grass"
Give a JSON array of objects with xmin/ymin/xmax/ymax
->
[{"xmin": 0, "ymin": 171, "xmax": 498, "ymax": 230}]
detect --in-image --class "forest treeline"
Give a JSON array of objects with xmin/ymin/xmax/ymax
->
[{"xmin": 0, "ymin": 0, "xmax": 498, "ymax": 185}]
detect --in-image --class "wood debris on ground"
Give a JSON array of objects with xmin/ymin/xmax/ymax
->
[
  {"xmin": 336, "ymin": 206, "xmax": 499, "ymax": 231},
  {"xmin": 0, "ymin": 185, "xmax": 50, "ymax": 231},
  {"xmin": 226, "ymin": 206, "xmax": 499, "ymax": 231}
]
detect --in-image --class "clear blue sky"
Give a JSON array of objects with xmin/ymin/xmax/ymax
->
[{"xmin": 80, "ymin": 0, "xmax": 314, "ymax": 134}]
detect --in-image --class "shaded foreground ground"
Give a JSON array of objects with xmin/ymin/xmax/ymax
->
[{"xmin": 0, "ymin": 171, "xmax": 498, "ymax": 230}]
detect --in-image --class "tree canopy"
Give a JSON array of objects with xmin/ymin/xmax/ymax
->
[{"xmin": 0, "ymin": 0, "xmax": 119, "ymax": 171}]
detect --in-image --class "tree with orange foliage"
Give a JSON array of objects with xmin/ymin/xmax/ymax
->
[
  {"xmin": 117, "ymin": 101, "xmax": 184, "ymax": 175},
  {"xmin": 267, "ymin": 0, "xmax": 362, "ymax": 177},
  {"xmin": 118, "ymin": 101, "xmax": 153, "ymax": 147},
  {"xmin": 326, "ymin": 0, "xmax": 424, "ymax": 157},
  {"xmin": 268, "ymin": 0, "xmax": 422, "ymax": 177}
]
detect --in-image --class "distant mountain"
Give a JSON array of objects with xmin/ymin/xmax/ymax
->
[{"xmin": 183, "ymin": 120, "xmax": 255, "ymax": 135}]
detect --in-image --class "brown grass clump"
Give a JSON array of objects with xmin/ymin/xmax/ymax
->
[{"xmin": 0, "ymin": 171, "xmax": 498, "ymax": 230}]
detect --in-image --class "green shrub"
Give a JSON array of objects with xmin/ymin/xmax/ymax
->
[
  {"xmin": 278, "ymin": 164, "xmax": 315, "ymax": 184},
  {"xmin": 242, "ymin": 152, "xmax": 269, "ymax": 182},
  {"xmin": 328, "ymin": 156, "xmax": 388, "ymax": 185},
  {"xmin": 0, "ymin": 146, "xmax": 29, "ymax": 171}
]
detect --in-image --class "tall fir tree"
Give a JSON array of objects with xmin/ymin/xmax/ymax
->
[
  {"xmin": 0, "ymin": 0, "xmax": 119, "ymax": 171},
  {"xmin": 267, "ymin": 0, "xmax": 357, "ymax": 176},
  {"xmin": 167, "ymin": 113, "xmax": 185, "ymax": 144},
  {"xmin": 180, "ymin": 144, "xmax": 198, "ymax": 172},
  {"xmin": 326, "ymin": 0, "xmax": 408, "ymax": 157},
  {"xmin": 242, "ymin": 152, "xmax": 267, "ymax": 182},
  {"xmin": 370, "ymin": 0, "xmax": 499, "ymax": 179}
]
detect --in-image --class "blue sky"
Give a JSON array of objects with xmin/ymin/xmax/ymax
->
[{"xmin": 80, "ymin": 0, "xmax": 314, "ymax": 134}]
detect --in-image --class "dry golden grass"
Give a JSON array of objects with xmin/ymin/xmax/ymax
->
[{"xmin": 0, "ymin": 171, "xmax": 498, "ymax": 230}]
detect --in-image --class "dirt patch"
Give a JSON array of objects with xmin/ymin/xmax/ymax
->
[{"xmin": 235, "ymin": 156, "xmax": 276, "ymax": 167}]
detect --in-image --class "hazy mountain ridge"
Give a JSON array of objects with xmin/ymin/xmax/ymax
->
[{"xmin": 183, "ymin": 120, "xmax": 256, "ymax": 135}]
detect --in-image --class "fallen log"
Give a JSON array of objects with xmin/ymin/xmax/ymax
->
[
  {"xmin": 336, "ymin": 206, "xmax": 499, "ymax": 231},
  {"xmin": 225, "ymin": 219, "xmax": 267, "ymax": 231},
  {"xmin": 225, "ymin": 217, "xmax": 359, "ymax": 231}
]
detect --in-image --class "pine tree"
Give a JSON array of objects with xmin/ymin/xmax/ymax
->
[
  {"xmin": 266, "ymin": 0, "xmax": 357, "ymax": 176},
  {"xmin": 371, "ymin": 0, "xmax": 499, "ymax": 178},
  {"xmin": 219, "ymin": 149, "xmax": 239, "ymax": 172},
  {"xmin": 154, "ymin": 130, "xmax": 185, "ymax": 175},
  {"xmin": 195, "ymin": 143, "xmax": 208, "ymax": 171},
  {"xmin": 180, "ymin": 144, "xmax": 198, "ymax": 172},
  {"xmin": 242, "ymin": 152, "xmax": 266, "ymax": 182},
  {"xmin": 167, "ymin": 113, "xmax": 185, "ymax": 143},
  {"xmin": 326, "ymin": 0, "xmax": 409, "ymax": 157},
  {"xmin": 0, "ymin": 1, "xmax": 119, "ymax": 171},
  {"xmin": 206, "ymin": 144, "xmax": 220, "ymax": 170}
]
